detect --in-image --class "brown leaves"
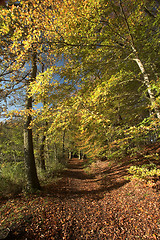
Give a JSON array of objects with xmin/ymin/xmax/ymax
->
[{"xmin": 0, "ymin": 158, "xmax": 160, "ymax": 239}]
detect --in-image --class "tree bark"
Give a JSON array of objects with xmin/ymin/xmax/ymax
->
[
  {"xmin": 62, "ymin": 129, "xmax": 66, "ymax": 160},
  {"xmin": 39, "ymin": 134, "xmax": 46, "ymax": 171},
  {"xmin": 24, "ymin": 52, "xmax": 41, "ymax": 190},
  {"xmin": 133, "ymin": 57, "xmax": 160, "ymax": 119},
  {"xmin": 119, "ymin": 0, "xmax": 160, "ymax": 119},
  {"xmin": 69, "ymin": 151, "xmax": 72, "ymax": 160},
  {"xmin": 39, "ymin": 64, "xmax": 46, "ymax": 171},
  {"xmin": 54, "ymin": 143, "xmax": 58, "ymax": 162}
]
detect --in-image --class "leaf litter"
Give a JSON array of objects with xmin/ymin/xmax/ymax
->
[{"xmin": 0, "ymin": 156, "xmax": 160, "ymax": 240}]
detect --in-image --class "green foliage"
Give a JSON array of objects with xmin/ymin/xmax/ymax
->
[
  {"xmin": 144, "ymin": 153, "xmax": 159, "ymax": 161},
  {"xmin": 37, "ymin": 161, "xmax": 66, "ymax": 185},
  {"xmin": 104, "ymin": 116, "xmax": 160, "ymax": 160},
  {"xmin": 0, "ymin": 177, "xmax": 21, "ymax": 197},
  {"xmin": 0, "ymin": 161, "xmax": 25, "ymax": 197},
  {"xmin": 0, "ymin": 121, "xmax": 24, "ymax": 162},
  {"xmin": 0, "ymin": 161, "xmax": 25, "ymax": 185},
  {"xmin": 128, "ymin": 163, "xmax": 160, "ymax": 181}
]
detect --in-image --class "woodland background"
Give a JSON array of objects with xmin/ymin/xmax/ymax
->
[
  {"xmin": 0, "ymin": 0, "xmax": 160, "ymax": 192},
  {"xmin": 0, "ymin": 1, "xmax": 160, "ymax": 239}
]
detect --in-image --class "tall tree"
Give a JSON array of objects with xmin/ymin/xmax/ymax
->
[
  {"xmin": 23, "ymin": 51, "xmax": 41, "ymax": 189},
  {"xmin": 0, "ymin": 0, "xmax": 61, "ymax": 189},
  {"xmin": 54, "ymin": 0, "xmax": 160, "ymax": 118},
  {"xmin": 40, "ymin": 0, "xmax": 159, "ymax": 158},
  {"xmin": 0, "ymin": 0, "xmax": 75, "ymax": 189}
]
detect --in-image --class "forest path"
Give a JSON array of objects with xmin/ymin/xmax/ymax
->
[
  {"xmin": 0, "ymin": 158, "xmax": 159, "ymax": 239},
  {"xmin": 44, "ymin": 157, "xmax": 129, "ymax": 200},
  {"xmin": 58, "ymin": 158, "xmax": 103, "ymax": 193},
  {"xmin": 37, "ymin": 158, "xmax": 160, "ymax": 239}
]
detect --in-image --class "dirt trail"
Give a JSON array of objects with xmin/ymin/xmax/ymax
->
[
  {"xmin": 42, "ymin": 158, "xmax": 160, "ymax": 239},
  {"xmin": 43, "ymin": 158, "xmax": 105, "ymax": 200},
  {"xmin": 60, "ymin": 158, "xmax": 103, "ymax": 193},
  {"xmin": 45, "ymin": 158, "xmax": 129, "ymax": 199},
  {"xmin": 0, "ymin": 158, "xmax": 160, "ymax": 239}
]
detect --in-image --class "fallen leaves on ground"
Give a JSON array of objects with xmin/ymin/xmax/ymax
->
[{"xmin": 0, "ymin": 157, "xmax": 160, "ymax": 240}]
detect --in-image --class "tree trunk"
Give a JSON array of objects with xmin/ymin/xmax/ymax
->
[
  {"xmin": 133, "ymin": 57, "xmax": 160, "ymax": 119},
  {"xmin": 62, "ymin": 129, "xmax": 66, "ymax": 160},
  {"xmin": 46, "ymin": 140, "xmax": 50, "ymax": 161},
  {"xmin": 78, "ymin": 150, "xmax": 82, "ymax": 160},
  {"xmin": 119, "ymin": 0, "xmax": 160, "ymax": 119},
  {"xmin": 39, "ymin": 63, "xmax": 47, "ymax": 171},
  {"xmin": 24, "ymin": 96, "xmax": 41, "ymax": 190},
  {"xmin": 54, "ymin": 143, "xmax": 58, "ymax": 162},
  {"xmin": 69, "ymin": 151, "xmax": 72, "ymax": 160},
  {"xmin": 24, "ymin": 52, "xmax": 40, "ymax": 190},
  {"xmin": 39, "ymin": 134, "xmax": 46, "ymax": 171}
]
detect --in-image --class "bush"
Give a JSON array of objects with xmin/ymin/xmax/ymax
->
[
  {"xmin": 0, "ymin": 161, "xmax": 25, "ymax": 197},
  {"xmin": 0, "ymin": 161, "xmax": 25, "ymax": 185},
  {"xmin": 128, "ymin": 163, "xmax": 160, "ymax": 181},
  {"xmin": 37, "ymin": 161, "xmax": 66, "ymax": 184}
]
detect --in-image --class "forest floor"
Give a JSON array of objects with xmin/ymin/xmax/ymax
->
[{"xmin": 0, "ymin": 146, "xmax": 160, "ymax": 239}]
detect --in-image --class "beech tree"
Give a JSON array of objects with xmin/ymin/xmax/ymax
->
[
  {"xmin": 0, "ymin": 4, "xmax": 40, "ymax": 189},
  {"xmin": 53, "ymin": 0, "xmax": 160, "ymax": 117},
  {"xmin": 40, "ymin": 0, "xmax": 159, "ymax": 158},
  {"xmin": 1, "ymin": 0, "xmax": 159, "ymax": 174},
  {"xmin": 0, "ymin": 0, "xmax": 64, "ymax": 190},
  {"xmin": 21, "ymin": 0, "xmax": 160, "ymax": 162}
]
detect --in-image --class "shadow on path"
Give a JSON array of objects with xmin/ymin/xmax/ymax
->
[{"xmin": 43, "ymin": 158, "xmax": 129, "ymax": 200}]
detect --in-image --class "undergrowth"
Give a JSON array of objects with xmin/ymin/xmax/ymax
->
[
  {"xmin": 0, "ymin": 160, "xmax": 66, "ymax": 197},
  {"xmin": 128, "ymin": 163, "xmax": 160, "ymax": 182},
  {"xmin": 37, "ymin": 161, "xmax": 66, "ymax": 185}
]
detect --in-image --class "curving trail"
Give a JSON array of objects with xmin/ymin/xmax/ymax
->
[
  {"xmin": 44, "ymin": 158, "xmax": 128, "ymax": 198},
  {"xmin": 0, "ymin": 158, "xmax": 159, "ymax": 240}
]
